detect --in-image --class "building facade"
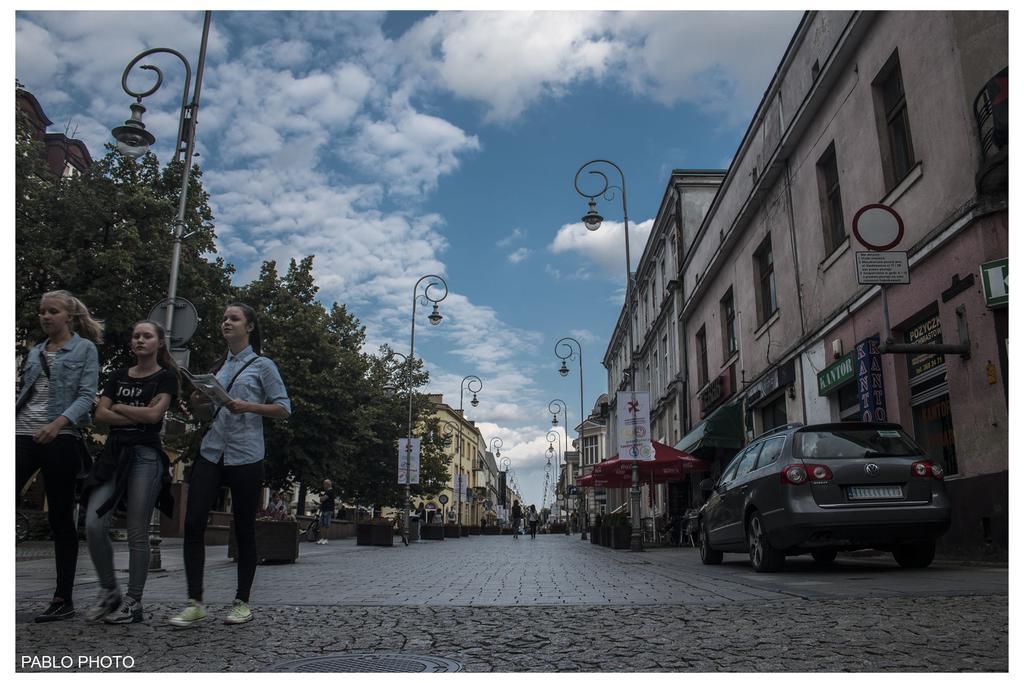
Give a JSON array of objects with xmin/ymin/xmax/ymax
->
[{"xmin": 669, "ymin": 10, "xmax": 1007, "ymax": 558}]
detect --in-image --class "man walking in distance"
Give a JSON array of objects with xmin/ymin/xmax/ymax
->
[{"xmin": 317, "ymin": 480, "xmax": 336, "ymax": 545}]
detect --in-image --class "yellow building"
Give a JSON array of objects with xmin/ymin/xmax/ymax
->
[{"xmin": 412, "ymin": 394, "xmax": 483, "ymax": 527}]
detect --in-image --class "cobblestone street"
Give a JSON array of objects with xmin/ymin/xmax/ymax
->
[{"xmin": 15, "ymin": 534, "xmax": 1008, "ymax": 672}]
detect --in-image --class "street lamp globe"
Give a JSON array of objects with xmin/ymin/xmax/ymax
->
[
  {"xmin": 471, "ymin": 393, "xmax": 479, "ymax": 408},
  {"xmin": 112, "ymin": 102, "xmax": 156, "ymax": 160},
  {"xmin": 428, "ymin": 303, "xmax": 443, "ymax": 325},
  {"xmin": 582, "ymin": 199, "xmax": 604, "ymax": 231},
  {"xmin": 558, "ymin": 360, "xmax": 569, "ymax": 377},
  {"xmin": 551, "ymin": 414, "xmax": 558, "ymax": 426}
]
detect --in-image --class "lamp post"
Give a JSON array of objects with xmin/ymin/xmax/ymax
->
[
  {"xmin": 112, "ymin": 11, "xmax": 212, "ymax": 572},
  {"xmin": 499, "ymin": 456, "xmax": 511, "ymax": 523},
  {"xmin": 403, "ymin": 275, "xmax": 448, "ymax": 541},
  {"xmin": 555, "ymin": 336, "xmax": 587, "ymax": 539},
  {"xmin": 547, "ymin": 399, "xmax": 570, "ymax": 531},
  {"xmin": 546, "ymin": 428, "xmax": 562, "ymax": 519},
  {"xmin": 487, "ymin": 438, "xmax": 503, "ymax": 528},
  {"xmin": 455, "ymin": 375, "xmax": 482, "ymax": 536},
  {"xmin": 574, "ymin": 159, "xmax": 642, "ymax": 552}
]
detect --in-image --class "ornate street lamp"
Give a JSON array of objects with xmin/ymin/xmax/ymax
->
[
  {"xmin": 112, "ymin": 11, "xmax": 213, "ymax": 572},
  {"xmin": 401, "ymin": 275, "xmax": 448, "ymax": 542},
  {"xmin": 453, "ymin": 375, "xmax": 482, "ymax": 536},
  {"xmin": 574, "ymin": 159, "xmax": 642, "ymax": 551},
  {"xmin": 555, "ymin": 336, "xmax": 587, "ymax": 539},
  {"xmin": 548, "ymin": 399, "xmax": 569, "ymax": 527}
]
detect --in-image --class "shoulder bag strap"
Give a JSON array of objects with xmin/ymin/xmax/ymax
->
[{"xmin": 210, "ymin": 355, "xmax": 262, "ymax": 422}]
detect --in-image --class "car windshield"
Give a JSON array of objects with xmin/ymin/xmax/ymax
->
[{"xmin": 795, "ymin": 426, "xmax": 924, "ymax": 460}]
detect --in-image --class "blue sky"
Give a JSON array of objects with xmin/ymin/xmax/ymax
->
[{"xmin": 15, "ymin": 9, "xmax": 801, "ymax": 509}]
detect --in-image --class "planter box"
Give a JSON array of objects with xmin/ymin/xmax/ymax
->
[
  {"xmin": 421, "ymin": 524, "xmax": 445, "ymax": 541},
  {"xmin": 460, "ymin": 526, "xmax": 470, "ymax": 537},
  {"xmin": 466, "ymin": 526, "xmax": 481, "ymax": 535},
  {"xmin": 228, "ymin": 519, "xmax": 299, "ymax": 563},
  {"xmin": 444, "ymin": 525, "xmax": 461, "ymax": 538},
  {"xmin": 589, "ymin": 526, "xmax": 600, "ymax": 544},
  {"xmin": 500, "ymin": 528, "xmax": 512, "ymax": 535},
  {"xmin": 611, "ymin": 526, "xmax": 632, "ymax": 550},
  {"xmin": 600, "ymin": 526, "xmax": 611, "ymax": 547},
  {"xmin": 356, "ymin": 522, "xmax": 394, "ymax": 547},
  {"xmin": 482, "ymin": 527, "xmax": 500, "ymax": 535}
]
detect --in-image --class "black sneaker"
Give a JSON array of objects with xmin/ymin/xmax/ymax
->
[{"xmin": 35, "ymin": 601, "xmax": 76, "ymax": 623}]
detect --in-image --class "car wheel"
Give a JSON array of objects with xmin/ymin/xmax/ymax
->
[
  {"xmin": 699, "ymin": 520, "xmax": 722, "ymax": 565},
  {"xmin": 747, "ymin": 512, "xmax": 785, "ymax": 572},
  {"xmin": 892, "ymin": 541, "xmax": 936, "ymax": 568},
  {"xmin": 811, "ymin": 549, "xmax": 838, "ymax": 566}
]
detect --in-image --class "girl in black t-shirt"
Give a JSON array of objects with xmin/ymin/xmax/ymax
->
[{"xmin": 83, "ymin": 321, "xmax": 179, "ymax": 625}]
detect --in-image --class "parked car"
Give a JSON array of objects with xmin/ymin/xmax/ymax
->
[{"xmin": 697, "ymin": 422, "xmax": 951, "ymax": 572}]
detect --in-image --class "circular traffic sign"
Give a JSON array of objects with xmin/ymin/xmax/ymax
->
[
  {"xmin": 852, "ymin": 204, "xmax": 904, "ymax": 251},
  {"xmin": 438, "ymin": 494, "xmax": 449, "ymax": 505},
  {"xmin": 148, "ymin": 297, "xmax": 199, "ymax": 347}
]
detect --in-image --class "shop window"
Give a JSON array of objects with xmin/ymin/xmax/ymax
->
[
  {"xmin": 837, "ymin": 382, "xmax": 859, "ymax": 422},
  {"xmin": 905, "ymin": 311, "xmax": 958, "ymax": 475},
  {"xmin": 760, "ymin": 394, "xmax": 787, "ymax": 433}
]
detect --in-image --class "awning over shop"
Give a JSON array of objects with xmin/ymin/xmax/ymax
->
[{"xmin": 675, "ymin": 403, "xmax": 744, "ymax": 455}]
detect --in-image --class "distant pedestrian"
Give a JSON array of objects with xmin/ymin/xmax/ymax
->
[
  {"xmin": 511, "ymin": 501, "xmax": 523, "ymax": 539},
  {"xmin": 317, "ymin": 479, "xmax": 336, "ymax": 545},
  {"xmin": 527, "ymin": 505, "xmax": 539, "ymax": 539},
  {"xmin": 84, "ymin": 320, "xmax": 178, "ymax": 625},
  {"xmin": 16, "ymin": 290, "xmax": 102, "ymax": 623},
  {"xmin": 416, "ymin": 501, "xmax": 426, "ymax": 521},
  {"xmin": 170, "ymin": 303, "xmax": 291, "ymax": 629}
]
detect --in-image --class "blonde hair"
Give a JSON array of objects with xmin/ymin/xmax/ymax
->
[{"xmin": 41, "ymin": 290, "xmax": 103, "ymax": 344}]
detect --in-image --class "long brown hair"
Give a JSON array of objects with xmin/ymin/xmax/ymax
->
[
  {"xmin": 133, "ymin": 320, "xmax": 181, "ymax": 395},
  {"xmin": 41, "ymin": 290, "xmax": 103, "ymax": 344},
  {"xmin": 211, "ymin": 302, "xmax": 262, "ymax": 373}
]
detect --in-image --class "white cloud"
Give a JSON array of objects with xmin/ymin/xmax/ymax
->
[
  {"xmin": 549, "ymin": 218, "xmax": 654, "ymax": 278},
  {"xmin": 507, "ymin": 247, "xmax": 530, "ymax": 264},
  {"xmin": 496, "ymin": 228, "xmax": 525, "ymax": 248}
]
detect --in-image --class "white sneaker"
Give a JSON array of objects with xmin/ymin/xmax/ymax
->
[{"xmin": 322, "ymin": 538, "xmax": 329, "ymax": 544}]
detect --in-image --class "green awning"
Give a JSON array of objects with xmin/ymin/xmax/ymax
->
[{"xmin": 675, "ymin": 403, "xmax": 744, "ymax": 455}]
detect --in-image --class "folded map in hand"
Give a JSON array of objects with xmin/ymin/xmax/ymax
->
[{"xmin": 182, "ymin": 369, "xmax": 232, "ymax": 407}]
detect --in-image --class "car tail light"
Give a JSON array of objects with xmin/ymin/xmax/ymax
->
[
  {"xmin": 911, "ymin": 460, "xmax": 944, "ymax": 480},
  {"xmin": 781, "ymin": 464, "xmax": 833, "ymax": 484}
]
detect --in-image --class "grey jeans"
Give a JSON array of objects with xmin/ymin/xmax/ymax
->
[{"xmin": 85, "ymin": 446, "xmax": 163, "ymax": 601}]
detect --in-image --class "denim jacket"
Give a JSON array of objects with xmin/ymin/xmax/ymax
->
[
  {"xmin": 16, "ymin": 333, "xmax": 100, "ymax": 429},
  {"xmin": 200, "ymin": 346, "xmax": 291, "ymax": 466}
]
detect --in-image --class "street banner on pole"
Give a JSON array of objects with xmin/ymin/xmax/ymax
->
[
  {"xmin": 453, "ymin": 473, "xmax": 467, "ymax": 501},
  {"xmin": 616, "ymin": 391, "xmax": 654, "ymax": 460},
  {"xmin": 397, "ymin": 438, "xmax": 421, "ymax": 484}
]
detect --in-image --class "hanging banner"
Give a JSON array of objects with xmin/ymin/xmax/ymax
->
[
  {"xmin": 397, "ymin": 438, "xmax": 421, "ymax": 484},
  {"xmin": 616, "ymin": 391, "xmax": 655, "ymax": 461},
  {"xmin": 497, "ymin": 505, "xmax": 507, "ymax": 522},
  {"xmin": 855, "ymin": 336, "xmax": 887, "ymax": 422},
  {"xmin": 452, "ymin": 473, "xmax": 468, "ymax": 502}
]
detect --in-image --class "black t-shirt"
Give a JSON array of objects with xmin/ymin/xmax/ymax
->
[
  {"xmin": 101, "ymin": 367, "xmax": 178, "ymax": 434},
  {"xmin": 320, "ymin": 489, "xmax": 336, "ymax": 513}
]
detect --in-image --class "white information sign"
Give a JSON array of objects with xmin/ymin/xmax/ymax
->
[
  {"xmin": 856, "ymin": 251, "xmax": 910, "ymax": 284},
  {"xmin": 397, "ymin": 438, "xmax": 421, "ymax": 484},
  {"xmin": 452, "ymin": 473, "xmax": 468, "ymax": 501},
  {"xmin": 616, "ymin": 391, "xmax": 655, "ymax": 461}
]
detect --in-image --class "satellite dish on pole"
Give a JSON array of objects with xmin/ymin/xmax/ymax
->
[{"xmin": 148, "ymin": 298, "xmax": 199, "ymax": 348}]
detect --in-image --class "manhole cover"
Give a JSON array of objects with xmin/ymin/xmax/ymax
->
[{"xmin": 265, "ymin": 654, "xmax": 463, "ymax": 673}]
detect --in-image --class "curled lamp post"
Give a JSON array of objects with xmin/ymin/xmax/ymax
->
[
  {"xmin": 456, "ymin": 375, "xmax": 482, "ymax": 535},
  {"xmin": 546, "ymin": 428, "xmax": 562, "ymax": 515},
  {"xmin": 547, "ymin": 399, "xmax": 569, "ymax": 527},
  {"xmin": 404, "ymin": 275, "xmax": 448, "ymax": 542},
  {"xmin": 440, "ymin": 421, "xmax": 459, "ymax": 524},
  {"xmin": 574, "ymin": 159, "xmax": 642, "ymax": 551},
  {"xmin": 488, "ymin": 437, "xmax": 503, "ymax": 525},
  {"xmin": 555, "ymin": 336, "xmax": 587, "ymax": 539},
  {"xmin": 112, "ymin": 11, "xmax": 213, "ymax": 572}
]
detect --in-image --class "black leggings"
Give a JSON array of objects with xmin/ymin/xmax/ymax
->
[
  {"xmin": 16, "ymin": 435, "xmax": 82, "ymax": 603},
  {"xmin": 183, "ymin": 456, "xmax": 263, "ymax": 603}
]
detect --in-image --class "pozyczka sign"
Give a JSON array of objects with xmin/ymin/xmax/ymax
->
[
  {"xmin": 397, "ymin": 438, "xmax": 421, "ymax": 485},
  {"xmin": 616, "ymin": 391, "xmax": 654, "ymax": 461}
]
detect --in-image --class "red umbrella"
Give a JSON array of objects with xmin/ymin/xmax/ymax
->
[{"xmin": 594, "ymin": 440, "xmax": 711, "ymax": 483}]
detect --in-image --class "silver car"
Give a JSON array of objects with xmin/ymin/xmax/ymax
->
[{"xmin": 697, "ymin": 422, "xmax": 951, "ymax": 572}]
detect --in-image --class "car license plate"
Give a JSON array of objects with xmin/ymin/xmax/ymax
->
[{"xmin": 847, "ymin": 485, "xmax": 903, "ymax": 500}]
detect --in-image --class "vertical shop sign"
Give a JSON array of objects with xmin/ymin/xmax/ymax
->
[{"xmin": 855, "ymin": 335, "xmax": 887, "ymax": 422}]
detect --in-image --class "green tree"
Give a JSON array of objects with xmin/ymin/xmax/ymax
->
[{"xmin": 15, "ymin": 97, "xmax": 234, "ymax": 375}]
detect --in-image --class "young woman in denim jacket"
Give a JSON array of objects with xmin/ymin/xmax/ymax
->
[
  {"xmin": 83, "ymin": 320, "xmax": 179, "ymax": 625},
  {"xmin": 15, "ymin": 290, "xmax": 102, "ymax": 623},
  {"xmin": 169, "ymin": 303, "xmax": 290, "ymax": 629}
]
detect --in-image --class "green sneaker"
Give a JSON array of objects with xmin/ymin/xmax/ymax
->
[
  {"xmin": 167, "ymin": 599, "xmax": 206, "ymax": 628},
  {"xmin": 223, "ymin": 599, "xmax": 253, "ymax": 625}
]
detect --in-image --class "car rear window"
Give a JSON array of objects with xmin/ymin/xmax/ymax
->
[{"xmin": 795, "ymin": 426, "xmax": 924, "ymax": 460}]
